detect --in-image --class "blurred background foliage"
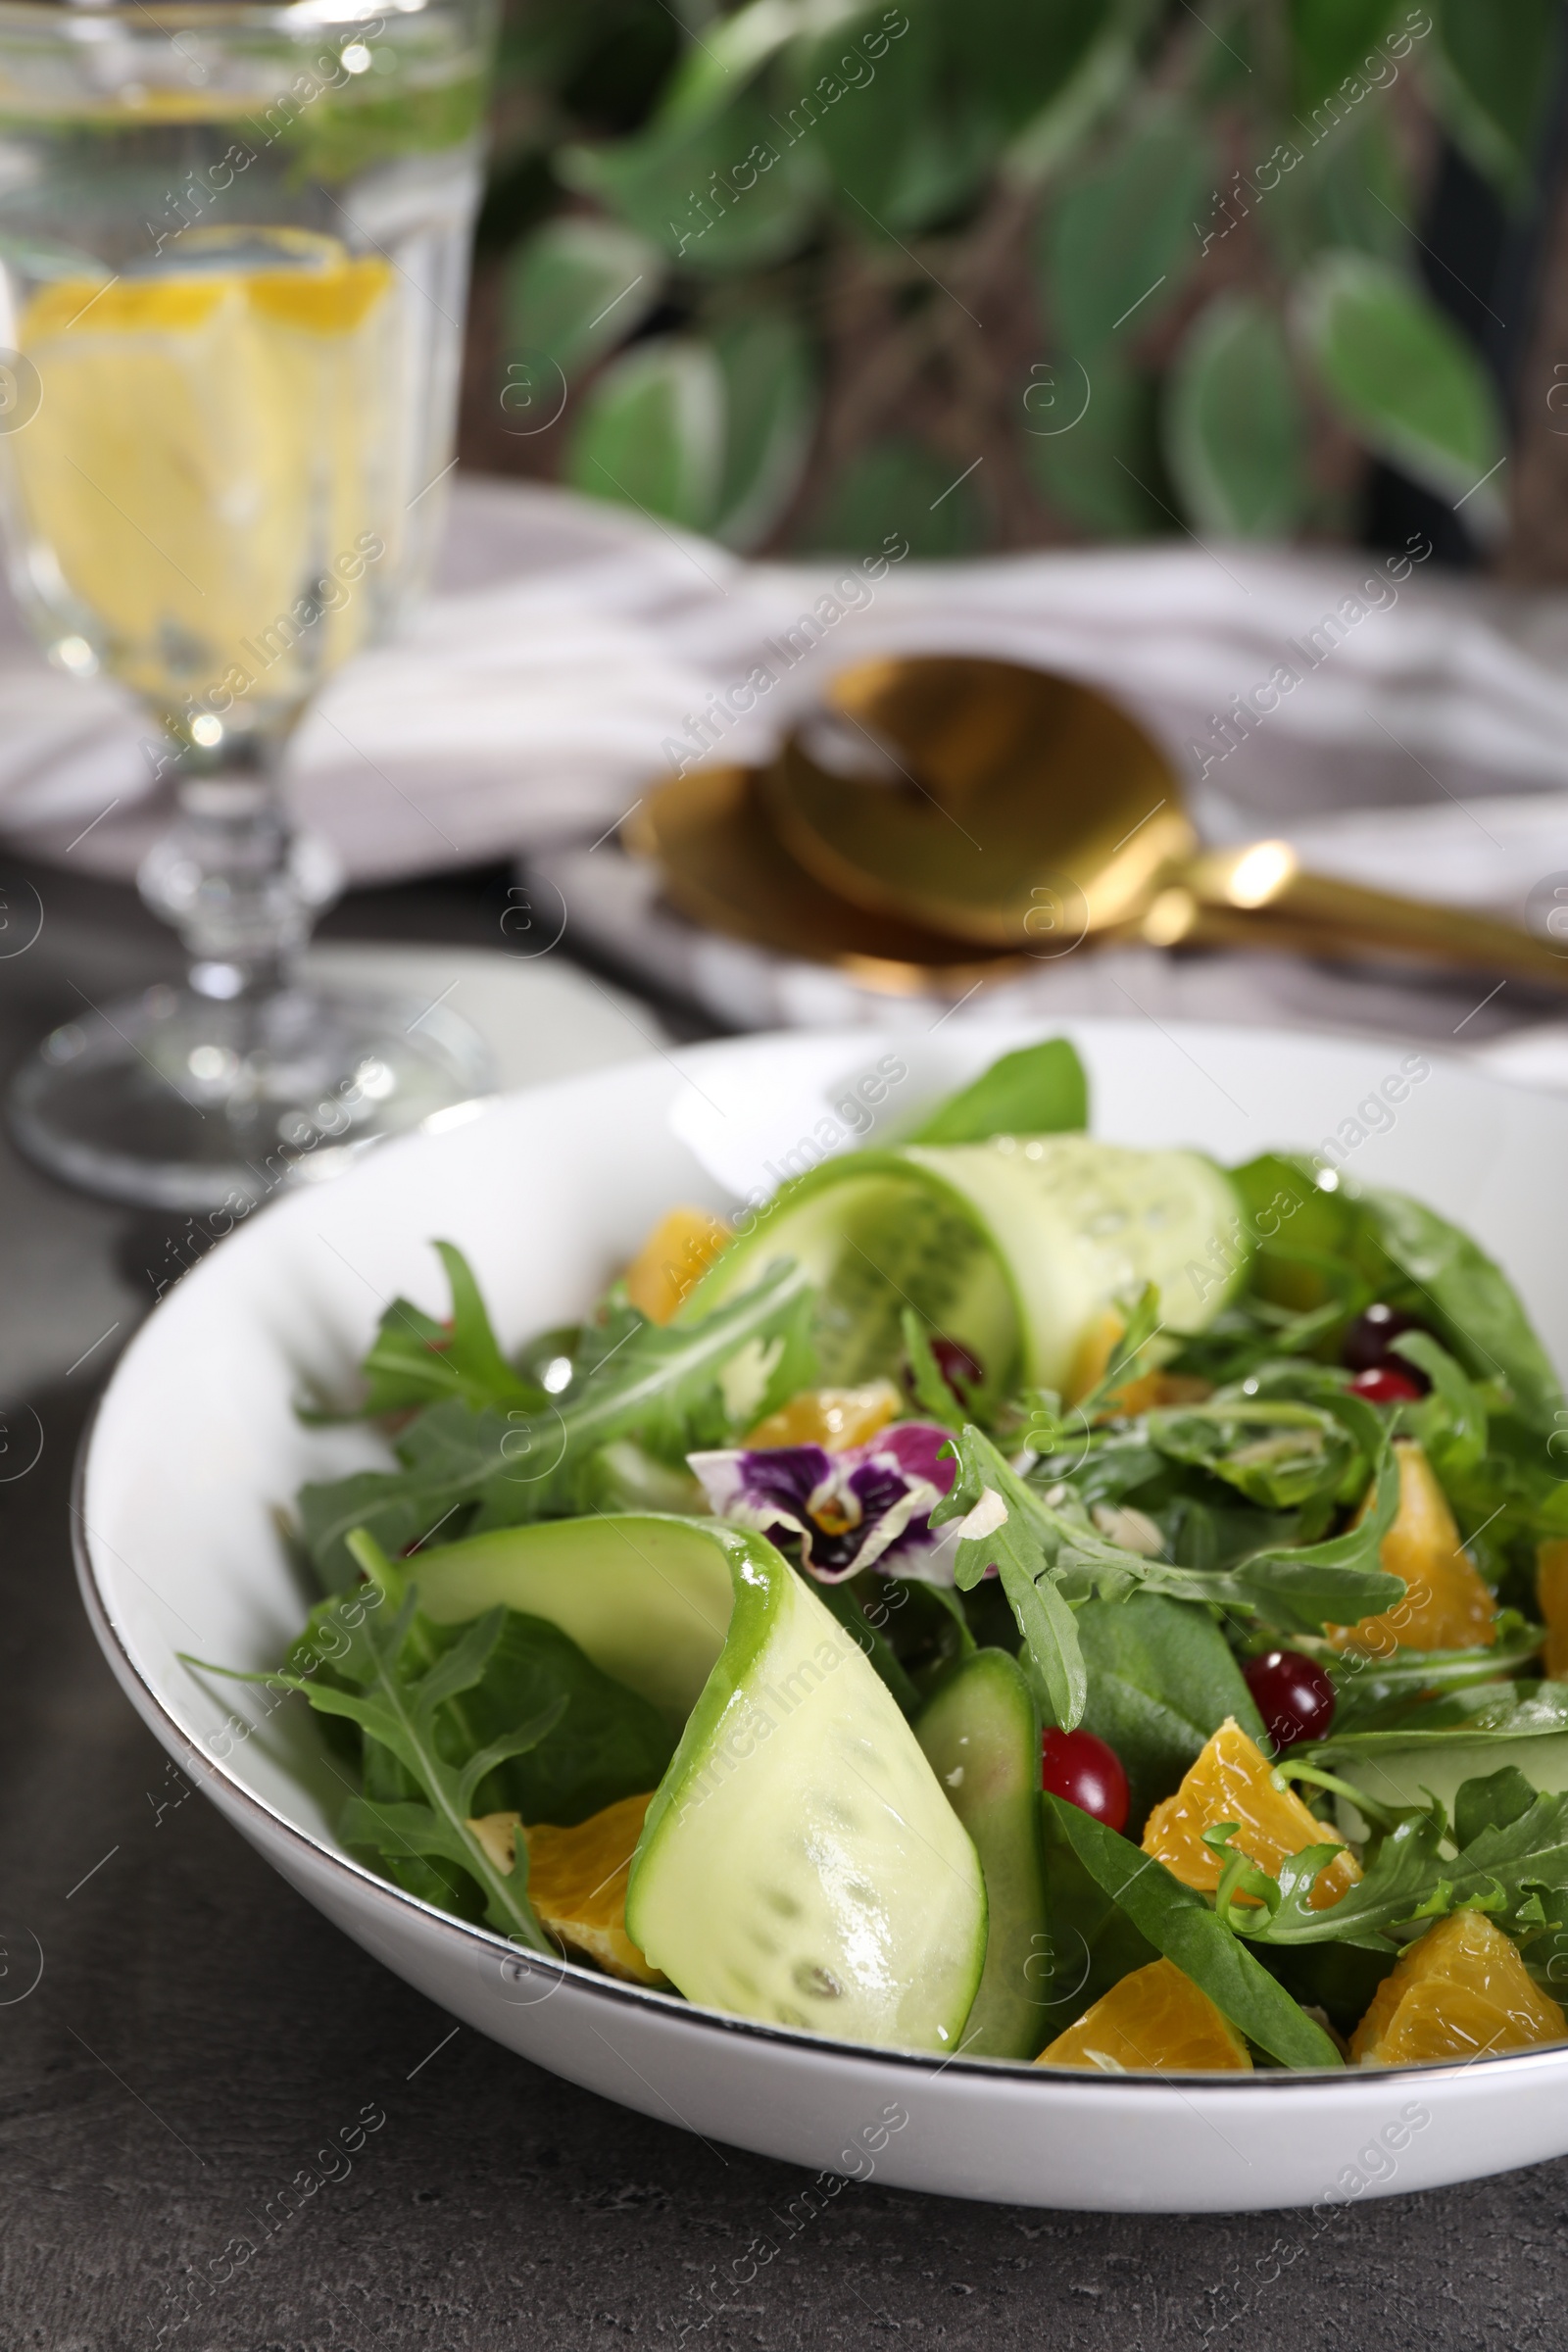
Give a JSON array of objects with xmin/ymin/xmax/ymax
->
[{"xmin": 462, "ymin": 0, "xmax": 1564, "ymax": 559}]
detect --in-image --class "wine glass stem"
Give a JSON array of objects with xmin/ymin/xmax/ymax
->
[{"xmin": 137, "ymin": 747, "xmax": 341, "ymax": 1003}]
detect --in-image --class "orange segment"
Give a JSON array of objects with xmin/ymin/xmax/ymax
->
[
  {"xmin": 1142, "ymin": 1717, "xmax": 1361, "ymax": 1910},
  {"xmin": 1061, "ymin": 1303, "xmax": 1210, "ymax": 1414},
  {"xmin": 467, "ymin": 1791, "xmax": 666, "ymax": 1985},
  {"xmin": 1350, "ymin": 1909, "xmax": 1565, "ymax": 2066},
  {"xmin": 623, "ymin": 1205, "xmax": 730, "ymax": 1324},
  {"xmin": 744, "ymin": 1380, "xmax": 903, "ymax": 1451},
  {"xmin": 1105, "ymin": 1369, "xmax": 1214, "ymax": 1416},
  {"xmin": 1327, "ymin": 1440, "xmax": 1496, "ymax": 1654},
  {"xmin": 1065, "ymin": 1307, "xmax": 1124, "ymax": 1404},
  {"xmin": 1538, "ymin": 1538, "xmax": 1568, "ymax": 1679},
  {"xmin": 1037, "ymin": 1957, "xmax": 1252, "ymax": 2073}
]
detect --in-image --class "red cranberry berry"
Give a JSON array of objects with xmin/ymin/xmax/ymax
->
[
  {"xmin": 1348, "ymin": 1365, "xmax": 1424, "ymax": 1406},
  {"xmin": 1243, "ymin": 1649, "xmax": 1336, "ymax": 1752},
  {"xmin": 1343, "ymin": 1301, "xmax": 1431, "ymax": 1390},
  {"xmin": 1041, "ymin": 1728, "xmax": 1130, "ymax": 1832}
]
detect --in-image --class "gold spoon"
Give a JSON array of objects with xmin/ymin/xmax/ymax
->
[
  {"xmin": 621, "ymin": 765, "xmax": 1033, "ymax": 997},
  {"xmin": 762, "ymin": 656, "xmax": 1568, "ymax": 989}
]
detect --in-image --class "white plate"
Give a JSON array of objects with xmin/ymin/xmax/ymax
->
[{"xmin": 74, "ymin": 1017, "xmax": 1568, "ymax": 2213}]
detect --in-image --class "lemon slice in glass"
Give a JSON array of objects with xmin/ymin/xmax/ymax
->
[{"xmin": 13, "ymin": 227, "xmax": 392, "ymax": 721}]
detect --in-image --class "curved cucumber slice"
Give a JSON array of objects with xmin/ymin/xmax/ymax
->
[
  {"xmin": 408, "ymin": 1513, "xmax": 734, "ymax": 1726},
  {"xmin": 915, "ymin": 1649, "xmax": 1052, "ymax": 2060},
  {"xmin": 628, "ymin": 1524, "xmax": 987, "ymax": 2051},
  {"xmin": 679, "ymin": 1150, "xmax": 1020, "ymax": 1390},
  {"xmin": 906, "ymin": 1135, "xmax": 1245, "ymax": 1389}
]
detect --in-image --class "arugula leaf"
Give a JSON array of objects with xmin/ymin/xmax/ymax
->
[
  {"xmin": 299, "ymin": 1258, "xmax": 816, "ymax": 1585},
  {"xmin": 1061, "ymin": 1282, "xmax": 1164, "ymax": 1425},
  {"xmin": 359, "ymin": 1242, "xmax": 547, "ymax": 1418},
  {"xmin": 1071, "ymin": 1592, "xmax": 1265, "ymax": 1837},
  {"xmin": 1357, "ymin": 1185, "xmax": 1564, "ymax": 1439},
  {"xmin": 1231, "ymin": 1810, "xmax": 1448, "ymax": 1951},
  {"xmin": 1233, "ymin": 1154, "xmax": 1563, "ymax": 1440},
  {"xmin": 1448, "ymin": 1790, "xmax": 1568, "ymax": 1913},
  {"xmin": 1314, "ymin": 1678, "xmax": 1568, "ymax": 1748},
  {"xmin": 1394, "ymin": 1329, "xmax": 1489, "ymax": 1481},
  {"xmin": 1218, "ymin": 1405, "xmax": 1402, "ymax": 1637},
  {"xmin": 1146, "ymin": 1398, "xmax": 1353, "ymax": 1510},
  {"xmin": 940, "ymin": 1425, "xmax": 1404, "ymax": 1728},
  {"xmin": 943, "ymin": 1436, "xmax": 1090, "ymax": 1730},
  {"xmin": 1326, "ymin": 1614, "xmax": 1544, "ymax": 1734},
  {"xmin": 1454, "ymin": 1765, "xmax": 1540, "ymax": 1848},
  {"xmin": 299, "ymin": 1401, "xmax": 516, "ymax": 1587},
  {"xmin": 907, "ymin": 1037, "xmax": 1088, "ymax": 1145},
  {"xmin": 451, "ymin": 1610, "xmax": 675, "ymax": 1826},
  {"xmin": 1043, "ymin": 1796, "xmax": 1342, "ymax": 2067},
  {"xmin": 1234, "ymin": 1771, "xmax": 1568, "ymax": 1950},
  {"xmin": 184, "ymin": 1541, "xmax": 562, "ymax": 1950}
]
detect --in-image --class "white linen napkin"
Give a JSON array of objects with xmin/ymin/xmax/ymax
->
[{"xmin": 2, "ymin": 475, "xmax": 1567, "ymax": 911}]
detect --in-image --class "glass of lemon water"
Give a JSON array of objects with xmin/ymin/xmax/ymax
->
[{"xmin": 0, "ymin": 0, "xmax": 494, "ymax": 1207}]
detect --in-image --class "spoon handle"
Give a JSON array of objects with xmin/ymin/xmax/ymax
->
[{"xmin": 1175, "ymin": 845, "xmax": 1568, "ymax": 992}]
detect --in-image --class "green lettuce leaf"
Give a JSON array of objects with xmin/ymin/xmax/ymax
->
[
  {"xmin": 907, "ymin": 1037, "xmax": 1088, "ymax": 1145},
  {"xmin": 1069, "ymin": 1592, "xmax": 1265, "ymax": 1837}
]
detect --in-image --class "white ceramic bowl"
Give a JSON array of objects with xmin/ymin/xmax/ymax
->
[{"xmin": 76, "ymin": 1017, "xmax": 1568, "ymax": 2212}]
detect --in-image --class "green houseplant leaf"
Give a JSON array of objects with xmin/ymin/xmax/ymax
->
[
  {"xmin": 1426, "ymin": 0, "xmax": 1560, "ymax": 206},
  {"xmin": 566, "ymin": 335, "xmax": 725, "ymax": 527},
  {"xmin": 1023, "ymin": 355, "xmax": 1169, "ymax": 537},
  {"xmin": 793, "ymin": 436, "xmax": 986, "ymax": 557},
  {"xmin": 1045, "ymin": 106, "xmax": 1217, "ymax": 352},
  {"xmin": 1164, "ymin": 295, "xmax": 1308, "ymax": 538},
  {"xmin": 710, "ymin": 311, "xmax": 817, "ymax": 551},
  {"xmin": 946, "ymin": 0, "xmax": 1113, "ymax": 139},
  {"xmin": 1288, "ymin": 0, "xmax": 1402, "ymax": 114},
  {"xmin": 499, "ymin": 217, "xmax": 665, "ymax": 385},
  {"xmin": 562, "ymin": 83, "xmax": 824, "ymax": 273},
  {"xmin": 1295, "ymin": 250, "xmax": 1505, "ymax": 519},
  {"xmin": 801, "ymin": 3, "xmax": 991, "ymax": 236}
]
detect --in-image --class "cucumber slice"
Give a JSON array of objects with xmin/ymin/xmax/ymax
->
[
  {"xmin": 679, "ymin": 1150, "xmax": 1021, "ymax": 1390},
  {"xmin": 627, "ymin": 1523, "xmax": 987, "ymax": 2051},
  {"xmin": 413, "ymin": 1512, "xmax": 987, "ymax": 2049},
  {"xmin": 684, "ymin": 1134, "xmax": 1242, "ymax": 1398},
  {"xmin": 409, "ymin": 1513, "xmax": 734, "ymax": 1725},
  {"xmin": 915, "ymin": 1649, "xmax": 1052, "ymax": 2059},
  {"xmin": 906, "ymin": 1135, "xmax": 1245, "ymax": 1389}
]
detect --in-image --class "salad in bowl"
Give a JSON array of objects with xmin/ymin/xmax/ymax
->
[{"xmin": 199, "ymin": 1035, "xmax": 1568, "ymax": 2078}]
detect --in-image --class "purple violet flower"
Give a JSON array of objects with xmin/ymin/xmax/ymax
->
[{"xmin": 687, "ymin": 1421, "xmax": 960, "ymax": 1583}]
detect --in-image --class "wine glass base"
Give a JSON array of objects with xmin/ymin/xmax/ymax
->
[{"xmin": 7, "ymin": 980, "xmax": 495, "ymax": 1212}]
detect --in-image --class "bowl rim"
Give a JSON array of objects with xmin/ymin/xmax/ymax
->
[{"xmin": 72, "ymin": 1015, "xmax": 1568, "ymax": 2098}]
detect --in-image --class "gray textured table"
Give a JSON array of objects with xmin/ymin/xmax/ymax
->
[{"xmin": 3, "ymin": 859, "xmax": 1565, "ymax": 2352}]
